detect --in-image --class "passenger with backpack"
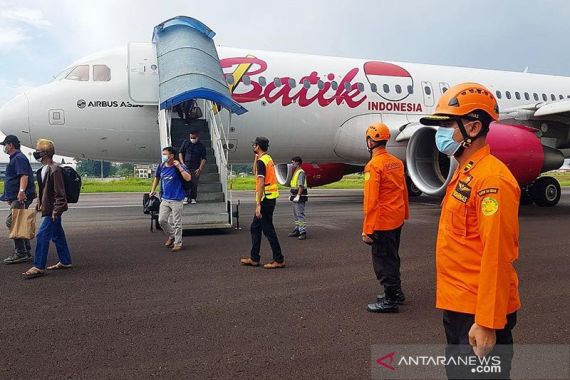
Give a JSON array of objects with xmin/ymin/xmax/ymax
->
[
  {"xmin": 150, "ymin": 147, "xmax": 192, "ymax": 252},
  {"xmin": 23, "ymin": 139, "xmax": 73, "ymax": 279}
]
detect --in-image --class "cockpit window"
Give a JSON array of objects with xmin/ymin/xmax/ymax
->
[
  {"xmin": 65, "ymin": 65, "xmax": 89, "ymax": 81},
  {"xmin": 93, "ymin": 65, "xmax": 111, "ymax": 81},
  {"xmin": 55, "ymin": 67, "xmax": 74, "ymax": 80}
]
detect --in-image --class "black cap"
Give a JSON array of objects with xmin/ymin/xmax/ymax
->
[
  {"xmin": 0, "ymin": 135, "xmax": 20, "ymax": 145},
  {"xmin": 252, "ymin": 136, "xmax": 269, "ymax": 150}
]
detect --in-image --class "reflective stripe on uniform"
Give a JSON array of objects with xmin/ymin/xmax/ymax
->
[{"xmin": 259, "ymin": 154, "xmax": 279, "ymax": 200}]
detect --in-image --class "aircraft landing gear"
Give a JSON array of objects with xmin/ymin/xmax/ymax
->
[
  {"xmin": 528, "ymin": 176, "xmax": 561, "ymax": 207},
  {"xmin": 406, "ymin": 176, "xmax": 422, "ymax": 197}
]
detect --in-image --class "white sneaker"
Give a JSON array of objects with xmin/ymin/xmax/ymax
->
[
  {"xmin": 191, "ymin": 199, "xmax": 197, "ymax": 204},
  {"xmin": 183, "ymin": 198, "xmax": 189, "ymax": 205}
]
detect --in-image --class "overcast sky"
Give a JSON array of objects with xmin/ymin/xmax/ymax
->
[{"xmin": 1, "ymin": 0, "xmax": 570, "ymax": 106}]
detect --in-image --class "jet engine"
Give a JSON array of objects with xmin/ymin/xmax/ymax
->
[
  {"xmin": 406, "ymin": 123, "xmax": 565, "ymax": 204},
  {"xmin": 276, "ymin": 163, "xmax": 362, "ymax": 188}
]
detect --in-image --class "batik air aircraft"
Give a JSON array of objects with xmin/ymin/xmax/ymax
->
[{"xmin": 0, "ymin": 39, "xmax": 569, "ymax": 206}]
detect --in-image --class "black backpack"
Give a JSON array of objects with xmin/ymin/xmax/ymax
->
[
  {"xmin": 61, "ymin": 166, "xmax": 81, "ymax": 203},
  {"xmin": 36, "ymin": 165, "xmax": 82, "ymax": 204},
  {"xmin": 142, "ymin": 194, "xmax": 162, "ymax": 232}
]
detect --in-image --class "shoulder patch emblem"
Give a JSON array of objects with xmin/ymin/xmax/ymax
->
[
  {"xmin": 477, "ymin": 188, "xmax": 499, "ymax": 196},
  {"xmin": 364, "ymin": 172, "xmax": 370, "ymax": 181},
  {"xmin": 481, "ymin": 197, "xmax": 499, "ymax": 216}
]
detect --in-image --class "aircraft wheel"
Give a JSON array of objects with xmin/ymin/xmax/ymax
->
[
  {"xmin": 406, "ymin": 176, "xmax": 422, "ymax": 197},
  {"xmin": 529, "ymin": 176, "xmax": 561, "ymax": 207}
]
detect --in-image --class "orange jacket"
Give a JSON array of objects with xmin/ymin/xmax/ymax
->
[
  {"xmin": 362, "ymin": 148, "xmax": 409, "ymax": 234},
  {"xmin": 436, "ymin": 145, "xmax": 521, "ymax": 329}
]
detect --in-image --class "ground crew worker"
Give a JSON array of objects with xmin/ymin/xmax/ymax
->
[
  {"xmin": 362, "ymin": 123, "xmax": 409, "ymax": 313},
  {"xmin": 240, "ymin": 137, "xmax": 285, "ymax": 269},
  {"xmin": 288, "ymin": 156, "xmax": 308, "ymax": 240},
  {"xmin": 420, "ymin": 82, "xmax": 520, "ymax": 379}
]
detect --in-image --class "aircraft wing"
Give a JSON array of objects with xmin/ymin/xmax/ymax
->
[{"xmin": 502, "ymin": 99, "xmax": 570, "ymax": 121}]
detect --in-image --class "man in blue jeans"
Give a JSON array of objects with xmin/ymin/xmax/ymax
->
[
  {"xmin": 23, "ymin": 139, "xmax": 72, "ymax": 279},
  {"xmin": 1, "ymin": 135, "xmax": 36, "ymax": 264}
]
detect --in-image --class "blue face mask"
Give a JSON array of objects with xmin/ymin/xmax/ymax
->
[
  {"xmin": 435, "ymin": 127, "xmax": 462, "ymax": 156},
  {"xmin": 161, "ymin": 155, "xmax": 169, "ymax": 163}
]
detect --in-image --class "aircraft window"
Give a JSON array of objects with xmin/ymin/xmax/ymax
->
[
  {"xmin": 495, "ymin": 91, "xmax": 502, "ymax": 99},
  {"xmin": 55, "ymin": 67, "xmax": 74, "ymax": 80},
  {"xmin": 395, "ymin": 84, "xmax": 402, "ymax": 94},
  {"xmin": 344, "ymin": 82, "xmax": 351, "ymax": 91},
  {"xmin": 288, "ymin": 78, "xmax": 296, "ymax": 88},
  {"xmin": 274, "ymin": 78, "xmax": 282, "ymax": 87},
  {"xmin": 506, "ymin": 91, "xmax": 511, "ymax": 100},
  {"xmin": 93, "ymin": 65, "xmax": 111, "ymax": 81},
  {"xmin": 407, "ymin": 85, "xmax": 414, "ymax": 94},
  {"xmin": 243, "ymin": 75, "xmax": 251, "ymax": 86},
  {"xmin": 542, "ymin": 93, "xmax": 547, "ymax": 101},
  {"xmin": 551, "ymin": 94, "xmax": 556, "ymax": 101},
  {"xmin": 65, "ymin": 65, "xmax": 89, "ymax": 81},
  {"xmin": 303, "ymin": 79, "xmax": 311, "ymax": 89},
  {"xmin": 441, "ymin": 87, "xmax": 448, "ymax": 93},
  {"xmin": 225, "ymin": 74, "xmax": 235, "ymax": 85},
  {"xmin": 357, "ymin": 82, "xmax": 364, "ymax": 92},
  {"xmin": 524, "ymin": 92, "xmax": 530, "ymax": 101},
  {"xmin": 383, "ymin": 84, "xmax": 390, "ymax": 93},
  {"xmin": 560, "ymin": 95, "xmax": 564, "ymax": 100},
  {"xmin": 371, "ymin": 83, "xmax": 377, "ymax": 92},
  {"xmin": 258, "ymin": 76, "xmax": 266, "ymax": 86},
  {"xmin": 533, "ymin": 93, "xmax": 539, "ymax": 101},
  {"xmin": 424, "ymin": 86, "xmax": 431, "ymax": 95},
  {"xmin": 515, "ymin": 92, "xmax": 521, "ymax": 100},
  {"xmin": 331, "ymin": 81, "xmax": 338, "ymax": 90},
  {"xmin": 317, "ymin": 80, "xmax": 324, "ymax": 90}
]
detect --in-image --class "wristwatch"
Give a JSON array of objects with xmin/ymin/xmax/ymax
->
[{"xmin": 19, "ymin": 189, "xmax": 25, "ymax": 192}]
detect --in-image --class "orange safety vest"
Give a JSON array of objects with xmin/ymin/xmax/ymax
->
[
  {"xmin": 258, "ymin": 153, "xmax": 279, "ymax": 200},
  {"xmin": 436, "ymin": 145, "xmax": 521, "ymax": 329},
  {"xmin": 362, "ymin": 148, "xmax": 409, "ymax": 234}
]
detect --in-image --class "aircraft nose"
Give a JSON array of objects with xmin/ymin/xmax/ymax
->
[{"xmin": 0, "ymin": 93, "xmax": 30, "ymax": 140}]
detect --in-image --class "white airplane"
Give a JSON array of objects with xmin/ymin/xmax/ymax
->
[{"xmin": 1, "ymin": 17, "xmax": 569, "ymax": 206}]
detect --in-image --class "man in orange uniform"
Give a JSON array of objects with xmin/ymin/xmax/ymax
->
[
  {"xmin": 362, "ymin": 123, "xmax": 409, "ymax": 313},
  {"xmin": 421, "ymin": 83, "xmax": 521, "ymax": 379}
]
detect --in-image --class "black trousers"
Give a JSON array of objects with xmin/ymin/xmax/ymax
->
[
  {"xmin": 370, "ymin": 226, "xmax": 402, "ymax": 295},
  {"xmin": 186, "ymin": 171, "xmax": 200, "ymax": 200},
  {"xmin": 443, "ymin": 310, "xmax": 517, "ymax": 379},
  {"xmin": 250, "ymin": 199, "xmax": 283, "ymax": 263}
]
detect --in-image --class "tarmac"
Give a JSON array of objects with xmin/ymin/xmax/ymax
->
[{"xmin": 0, "ymin": 189, "xmax": 569, "ymax": 379}]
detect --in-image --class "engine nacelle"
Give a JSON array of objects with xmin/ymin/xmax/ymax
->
[
  {"xmin": 406, "ymin": 122, "xmax": 565, "ymax": 196},
  {"xmin": 276, "ymin": 163, "xmax": 362, "ymax": 188}
]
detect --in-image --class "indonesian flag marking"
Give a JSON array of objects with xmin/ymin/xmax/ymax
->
[{"xmin": 364, "ymin": 61, "xmax": 413, "ymax": 102}]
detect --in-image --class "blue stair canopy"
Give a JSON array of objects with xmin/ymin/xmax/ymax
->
[{"xmin": 153, "ymin": 16, "xmax": 247, "ymax": 115}]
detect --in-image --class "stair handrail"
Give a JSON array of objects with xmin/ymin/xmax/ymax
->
[{"xmin": 205, "ymin": 101, "xmax": 230, "ymax": 202}]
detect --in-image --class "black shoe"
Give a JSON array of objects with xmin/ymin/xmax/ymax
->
[
  {"xmin": 298, "ymin": 233, "xmax": 306, "ymax": 240},
  {"xmin": 377, "ymin": 290, "xmax": 406, "ymax": 305},
  {"xmin": 3, "ymin": 253, "xmax": 32, "ymax": 265},
  {"xmin": 288, "ymin": 230, "xmax": 300, "ymax": 237},
  {"xmin": 367, "ymin": 300, "xmax": 399, "ymax": 313}
]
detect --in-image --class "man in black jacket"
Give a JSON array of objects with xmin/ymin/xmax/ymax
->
[{"xmin": 179, "ymin": 131, "xmax": 207, "ymax": 204}]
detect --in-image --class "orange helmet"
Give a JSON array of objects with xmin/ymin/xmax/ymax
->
[
  {"xmin": 366, "ymin": 123, "xmax": 391, "ymax": 142},
  {"xmin": 420, "ymin": 82, "xmax": 499, "ymax": 125}
]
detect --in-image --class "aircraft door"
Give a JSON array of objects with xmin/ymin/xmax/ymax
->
[
  {"xmin": 421, "ymin": 81, "xmax": 434, "ymax": 107},
  {"xmin": 128, "ymin": 42, "xmax": 159, "ymax": 104}
]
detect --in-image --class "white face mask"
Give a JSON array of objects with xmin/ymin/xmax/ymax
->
[
  {"xmin": 161, "ymin": 155, "xmax": 169, "ymax": 163},
  {"xmin": 190, "ymin": 138, "xmax": 198, "ymax": 144}
]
